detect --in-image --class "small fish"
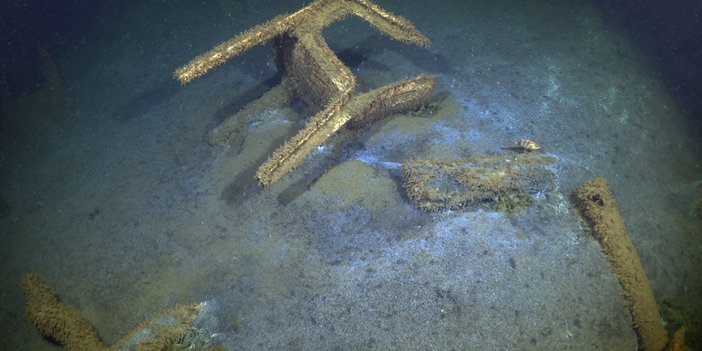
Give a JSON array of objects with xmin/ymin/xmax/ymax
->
[{"xmin": 502, "ymin": 139, "xmax": 541, "ymax": 152}]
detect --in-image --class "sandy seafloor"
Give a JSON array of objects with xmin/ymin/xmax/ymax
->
[{"xmin": 1, "ymin": 0, "xmax": 701, "ymax": 349}]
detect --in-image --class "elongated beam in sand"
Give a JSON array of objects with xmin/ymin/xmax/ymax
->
[{"xmin": 574, "ymin": 177, "xmax": 668, "ymax": 351}]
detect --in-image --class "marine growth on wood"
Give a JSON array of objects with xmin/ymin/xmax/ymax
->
[
  {"xmin": 175, "ymin": 0, "xmax": 436, "ymax": 186},
  {"xmin": 21, "ymin": 272, "xmax": 219, "ymax": 351}
]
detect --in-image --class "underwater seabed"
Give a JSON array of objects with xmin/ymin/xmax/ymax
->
[{"xmin": 1, "ymin": 0, "xmax": 701, "ymax": 350}]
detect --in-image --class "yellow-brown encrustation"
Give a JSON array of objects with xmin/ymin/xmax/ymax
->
[{"xmin": 175, "ymin": 0, "xmax": 435, "ymax": 186}]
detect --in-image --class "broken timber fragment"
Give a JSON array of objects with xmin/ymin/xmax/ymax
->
[{"xmin": 402, "ymin": 153, "xmax": 556, "ymax": 211}]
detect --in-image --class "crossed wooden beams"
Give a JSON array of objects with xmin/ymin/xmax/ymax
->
[{"xmin": 175, "ymin": 0, "xmax": 436, "ymax": 186}]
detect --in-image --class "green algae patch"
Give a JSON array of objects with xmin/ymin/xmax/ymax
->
[{"xmin": 305, "ymin": 160, "xmax": 402, "ymax": 212}]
